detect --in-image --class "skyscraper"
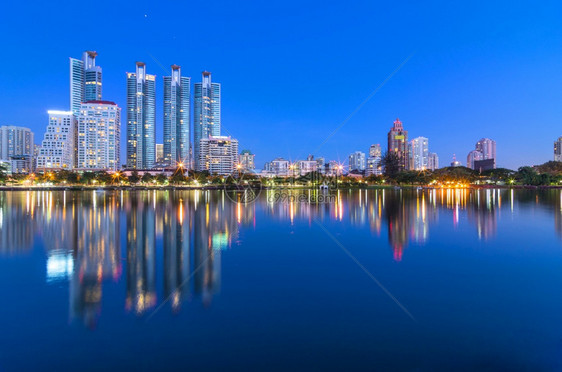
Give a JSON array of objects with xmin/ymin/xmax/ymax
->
[
  {"xmin": 555, "ymin": 136, "xmax": 562, "ymax": 162},
  {"xmin": 194, "ymin": 71, "xmax": 221, "ymax": 170},
  {"xmin": 77, "ymin": 101, "xmax": 121, "ymax": 171},
  {"xmin": 387, "ymin": 118, "xmax": 409, "ymax": 170},
  {"xmin": 0, "ymin": 126, "xmax": 34, "ymax": 161},
  {"xmin": 70, "ymin": 51, "xmax": 102, "ymax": 116},
  {"xmin": 163, "ymin": 65, "xmax": 190, "ymax": 167},
  {"xmin": 409, "ymin": 137, "xmax": 429, "ymax": 170},
  {"xmin": 348, "ymin": 151, "xmax": 366, "ymax": 172},
  {"xmin": 127, "ymin": 62, "xmax": 156, "ymax": 169},
  {"xmin": 36, "ymin": 111, "xmax": 75, "ymax": 170}
]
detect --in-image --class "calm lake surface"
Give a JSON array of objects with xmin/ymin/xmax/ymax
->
[{"xmin": 0, "ymin": 188, "xmax": 561, "ymax": 371}]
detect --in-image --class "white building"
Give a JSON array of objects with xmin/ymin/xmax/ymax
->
[
  {"xmin": 36, "ymin": 111, "xmax": 75, "ymax": 170},
  {"xmin": 295, "ymin": 160, "xmax": 318, "ymax": 176},
  {"xmin": 0, "ymin": 126, "xmax": 34, "ymax": 161},
  {"xmin": 198, "ymin": 136, "xmax": 239, "ymax": 175},
  {"xmin": 409, "ymin": 137, "xmax": 429, "ymax": 170},
  {"xmin": 77, "ymin": 101, "xmax": 121, "ymax": 171},
  {"xmin": 428, "ymin": 152, "xmax": 439, "ymax": 170},
  {"xmin": 555, "ymin": 136, "xmax": 562, "ymax": 162},
  {"xmin": 348, "ymin": 151, "xmax": 366, "ymax": 172},
  {"xmin": 267, "ymin": 158, "xmax": 290, "ymax": 176}
]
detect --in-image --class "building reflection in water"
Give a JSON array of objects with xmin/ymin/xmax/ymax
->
[
  {"xmin": 125, "ymin": 191, "xmax": 157, "ymax": 315},
  {"xmin": 0, "ymin": 188, "xmax": 560, "ymax": 326}
]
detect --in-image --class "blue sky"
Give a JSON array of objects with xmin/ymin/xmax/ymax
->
[{"xmin": 1, "ymin": 0, "xmax": 561, "ymax": 169}]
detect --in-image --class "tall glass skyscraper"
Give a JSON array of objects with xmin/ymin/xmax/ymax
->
[
  {"xmin": 127, "ymin": 62, "xmax": 156, "ymax": 169},
  {"xmin": 70, "ymin": 51, "xmax": 102, "ymax": 116},
  {"xmin": 194, "ymin": 71, "xmax": 221, "ymax": 170},
  {"xmin": 163, "ymin": 65, "xmax": 190, "ymax": 167}
]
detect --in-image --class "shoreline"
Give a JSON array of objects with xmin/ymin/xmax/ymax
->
[{"xmin": 0, "ymin": 184, "xmax": 560, "ymax": 192}]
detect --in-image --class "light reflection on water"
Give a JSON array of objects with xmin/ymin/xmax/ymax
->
[{"xmin": 0, "ymin": 188, "xmax": 561, "ymax": 369}]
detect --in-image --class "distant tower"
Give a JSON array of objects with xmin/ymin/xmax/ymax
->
[
  {"xmin": 126, "ymin": 62, "xmax": 156, "ymax": 169},
  {"xmin": 450, "ymin": 154, "xmax": 461, "ymax": 167},
  {"xmin": 163, "ymin": 65, "xmax": 191, "ymax": 167},
  {"xmin": 194, "ymin": 71, "xmax": 221, "ymax": 170},
  {"xmin": 387, "ymin": 118, "xmax": 409, "ymax": 170},
  {"xmin": 555, "ymin": 136, "xmax": 562, "ymax": 162}
]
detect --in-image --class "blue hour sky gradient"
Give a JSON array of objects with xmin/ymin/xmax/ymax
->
[{"xmin": 1, "ymin": 0, "xmax": 561, "ymax": 169}]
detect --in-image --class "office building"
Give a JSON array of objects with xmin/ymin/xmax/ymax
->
[
  {"xmin": 36, "ymin": 111, "xmax": 75, "ymax": 170},
  {"xmin": 198, "ymin": 136, "xmax": 238, "ymax": 175},
  {"xmin": 387, "ymin": 118, "xmax": 409, "ymax": 170},
  {"xmin": 126, "ymin": 62, "xmax": 156, "ymax": 169},
  {"xmin": 239, "ymin": 150, "xmax": 255, "ymax": 172},
  {"xmin": 194, "ymin": 71, "xmax": 221, "ymax": 170},
  {"xmin": 77, "ymin": 101, "xmax": 121, "ymax": 171},
  {"xmin": 0, "ymin": 126, "xmax": 34, "ymax": 161},
  {"xmin": 70, "ymin": 51, "xmax": 102, "ymax": 116},
  {"xmin": 555, "ymin": 136, "xmax": 562, "ymax": 162},
  {"xmin": 163, "ymin": 65, "xmax": 190, "ymax": 167},
  {"xmin": 348, "ymin": 151, "xmax": 366, "ymax": 172}
]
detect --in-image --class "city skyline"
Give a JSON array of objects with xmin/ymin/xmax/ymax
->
[{"xmin": 2, "ymin": 1, "xmax": 562, "ymax": 170}]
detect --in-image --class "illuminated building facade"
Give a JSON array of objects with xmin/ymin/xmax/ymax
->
[
  {"xmin": 198, "ymin": 135, "xmax": 239, "ymax": 175},
  {"xmin": 409, "ymin": 136, "xmax": 429, "ymax": 170},
  {"xmin": 36, "ymin": 111, "xmax": 75, "ymax": 170},
  {"xmin": 0, "ymin": 125, "xmax": 34, "ymax": 163},
  {"xmin": 163, "ymin": 65, "xmax": 190, "ymax": 167},
  {"xmin": 193, "ymin": 71, "xmax": 221, "ymax": 170},
  {"xmin": 366, "ymin": 144, "xmax": 382, "ymax": 176},
  {"xmin": 77, "ymin": 101, "xmax": 121, "ymax": 171},
  {"xmin": 348, "ymin": 151, "xmax": 366, "ymax": 172},
  {"xmin": 126, "ymin": 62, "xmax": 156, "ymax": 169},
  {"xmin": 387, "ymin": 118, "xmax": 409, "ymax": 170}
]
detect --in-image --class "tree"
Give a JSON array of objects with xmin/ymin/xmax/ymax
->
[
  {"xmin": 95, "ymin": 171, "xmax": 112, "ymax": 185},
  {"xmin": 0, "ymin": 163, "xmax": 7, "ymax": 184},
  {"xmin": 128, "ymin": 171, "xmax": 140, "ymax": 184},
  {"xmin": 381, "ymin": 151, "xmax": 401, "ymax": 179},
  {"xmin": 81, "ymin": 172, "xmax": 96, "ymax": 185},
  {"xmin": 141, "ymin": 172, "xmax": 154, "ymax": 184},
  {"xmin": 155, "ymin": 173, "xmax": 168, "ymax": 185},
  {"xmin": 169, "ymin": 172, "xmax": 186, "ymax": 185}
]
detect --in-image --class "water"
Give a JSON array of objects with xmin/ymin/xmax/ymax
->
[{"xmin": 0, "ymin": 188, "xmax": 561, "ymax": 371}]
